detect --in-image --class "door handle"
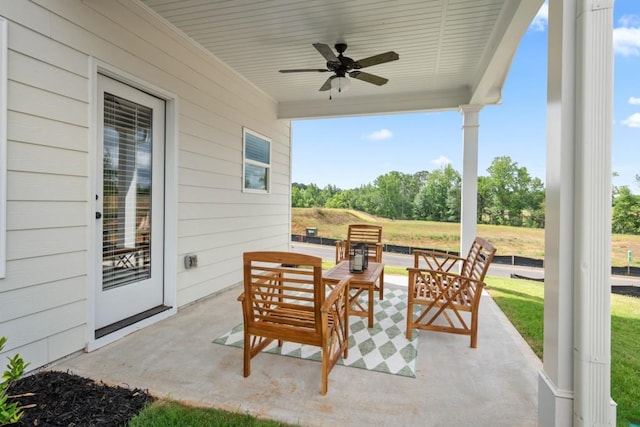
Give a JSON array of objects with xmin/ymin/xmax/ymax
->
[{"xmin": 96, "ymin": 212, "xmax": 102, "ymax": 219}]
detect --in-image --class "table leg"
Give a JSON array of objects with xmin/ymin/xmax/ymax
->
[{"xmin": 368, "ymin": 284, "xmax": 374, "ymax": 328}]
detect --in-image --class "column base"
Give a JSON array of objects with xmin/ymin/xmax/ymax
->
[
  {"xmin": 538, "ymin": 370, "xmax": 618, "ymax": 426},
  {"xmin": 538, "ymin": 370, "xmax": 573, "ymax": 427}
]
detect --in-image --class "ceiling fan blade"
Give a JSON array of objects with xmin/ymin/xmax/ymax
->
[
  {"xmin": 319, "ymin": 77, "xmax": 334, "ymax": 91},
  {"xmin": 313, "ymin": 43, "xmax": 339, "ymax": 63},
  {"xmin": 354, "ymin": 51, "xmax": 399, "ymax": 69},
  {"xmin": 349, "ymin": 71, "xmax": 389, "ymax": 86},
  {"xmin": 279, "ymin": 69, "xmax": 329, "ymax": 73}
]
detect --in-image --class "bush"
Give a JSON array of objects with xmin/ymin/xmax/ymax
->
[{"xmin": 0, "ymin": 337, "xmax": 29, "ymax": 424}]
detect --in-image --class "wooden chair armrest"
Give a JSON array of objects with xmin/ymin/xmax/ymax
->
[
  {"xmin": 322, "ymin": 275, "xmax": 351, "ymax": 312},
  {"xmin": 408, "ymin": 266, "xmax": 479, "ymax": 278},
  {"xmin": 237, "ymin": 292, "xmax": 245, "ymax": 302},
  {"xmin": 408, "ymin": 268, "xmax": 486, "ymax": 289}
]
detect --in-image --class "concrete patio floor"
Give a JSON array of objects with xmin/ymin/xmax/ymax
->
[{"xmin": 52, "ymin": 276, "xmax": 542, "ymax": 426}]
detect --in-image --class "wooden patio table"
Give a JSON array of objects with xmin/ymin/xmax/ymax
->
[{"xmin": 324, "ymin": 261, "xmax": 384, "ymax": 328}]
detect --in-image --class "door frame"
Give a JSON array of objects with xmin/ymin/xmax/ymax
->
[{"xmin": 87, "ymin": 59, "xmax": 178, "ymax": 351}]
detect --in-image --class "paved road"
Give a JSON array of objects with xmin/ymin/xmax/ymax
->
[{"xmin": 290, "ymin": 242, "xmax": 639, "ymax": 286}]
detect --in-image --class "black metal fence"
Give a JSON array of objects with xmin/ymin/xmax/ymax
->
[{"xmin": 292, "ymin": 234, "xmax": 639, "ymax": 277}]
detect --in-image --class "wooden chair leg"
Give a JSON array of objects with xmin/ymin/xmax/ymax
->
[
  {"xmin": 406, "ymin": 301, "xmax": 413, "ymax": 340},
  {"xmin": 470, "ymin": 309, "xmax": 479, "ymax": 348},
  {"xmin": 243, "ymin": 334, "xmax": 251, "ymax": 377},
  {"xmin": 321, "ymin": 344, "xmax": 328, "ymax": 395},
  {"xmin": 342, "ymin": 310, "xmax": 349, "ymax": 359}
]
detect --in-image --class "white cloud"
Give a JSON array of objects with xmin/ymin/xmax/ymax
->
[
  {"xmin": 365, "ymin": 129, "xmax": 393, "ymax": 140},
  {"xmin": 622, "ymin": 113, "xmax": 640, "ymax": 128},
  {"xmin": 431, "ymin": 156, "xmax": 451, "ymax": 167},
  {"xmin": 529, "ymin": 2, "xmax": 548, "ymax": 32},
  {"xmin": 614, "ymin": 15, "xmax": 640, "ymax": 57},
  {"xmin": 629, "ymin": 97, "xmax": 640, "ymax": 105},
  {"xmin": 619, "ymin": 15, "xmax": 640, "ymax": 27}
]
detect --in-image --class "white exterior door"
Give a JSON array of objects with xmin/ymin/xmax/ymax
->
[{"xmin": 95, "ymin": 75, "xmax": 165, "ymax": 332}]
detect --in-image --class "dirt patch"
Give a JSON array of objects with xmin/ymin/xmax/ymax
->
[
  {"xmin": 291, "ymin": 208, "xmax": 385, "ymax": 237},
  {"xmin": 7, "ymin": 370, "xmax": 154, "ymax": 426}
]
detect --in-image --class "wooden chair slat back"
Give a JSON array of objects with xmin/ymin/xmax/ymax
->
[
  {"xmin": 346, "ymin": 224, "xmax": 383, "ymax": 262},
  {"xmin": 461, "ymin": 237, "xmax": 496, "ymax": 282},
  {"xmin": 347, "ymin": 224, "xmax": 382, "ymax": 243},
  {"xmin": 243, "ymin": 251, "xmax": 323, "ymax": 334}
]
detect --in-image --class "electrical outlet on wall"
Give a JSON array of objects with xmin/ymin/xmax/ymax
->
[{"xmin": 184, "ymin": 254, "xmax": 198, "ymax": 269}]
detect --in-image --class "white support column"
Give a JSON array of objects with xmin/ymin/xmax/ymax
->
[
  {"xmin": 573, "ymin": 0, "xmax": 615, "ymax": 424},
  {"xmin": 539, "ymin": 0, "xmax": 577, "ymax": 424},
  {"xmin": 540, "ymin": 0, "xmax": 616, "ymax": 425},
  {"xmin": 459, "ymin": 105, "xmax": 482, "ymax": 256}
]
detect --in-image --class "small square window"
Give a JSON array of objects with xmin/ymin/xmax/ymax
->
[{"xmin": 243, "ymin": 128, "xmax": 271, "ymax": 193}]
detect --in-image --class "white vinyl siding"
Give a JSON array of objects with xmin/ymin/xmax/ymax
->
[
  {"xmin": 0, "ymin": 17, "xmax": 7, "ymax": 279},
  {"xmin": 0, "ymin": 0, "xmax": 292, "ymax": 367}
]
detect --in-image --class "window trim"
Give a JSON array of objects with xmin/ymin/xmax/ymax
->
[
  {"xmin": 0, "ymin": 17, "xmax": 7, "ymax": 278},
  {"xmin": 242, "ymin": 127, "xmax": 271, "ymax": 194}
]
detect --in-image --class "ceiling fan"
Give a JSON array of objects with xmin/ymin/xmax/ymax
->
[{"xmin": 279, "ymin": 43, "xmax": 399, "ymax": 93}]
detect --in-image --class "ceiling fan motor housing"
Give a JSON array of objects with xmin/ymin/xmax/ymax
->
[{"xmin": 327, "ymin": 43, "xmax": 354, "ymax": 76}]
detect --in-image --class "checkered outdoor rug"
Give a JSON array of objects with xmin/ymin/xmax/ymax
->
[{"xmin": 213, "ymin": 288, "xmax": 418, "ymax": 378}]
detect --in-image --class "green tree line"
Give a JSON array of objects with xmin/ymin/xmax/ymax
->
[
  {"xmin": 293, "ymin": 156, "xmax": 640, "ymax": 233},
  {"xmin": 293, "ymin": 156, "xmax": 546, "ymax": 228}
]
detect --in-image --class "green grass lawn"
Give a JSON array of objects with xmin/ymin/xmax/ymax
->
[
  {"xmin": 129, "ymin": 401, "xmax": 298, "ymax": 426},
  {"xmin": 486, "ymin": 277, "xmax": 640, "ymax": 427}
]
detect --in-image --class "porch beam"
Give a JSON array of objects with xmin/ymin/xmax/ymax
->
[{"xmin": 278, "ymin": 88, "xmax": 471, "ymax": 120}]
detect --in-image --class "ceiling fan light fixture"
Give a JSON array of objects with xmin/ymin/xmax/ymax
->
[{"xmin": 331, "ymin": 76, "xmax": 351, "ymax": 93}]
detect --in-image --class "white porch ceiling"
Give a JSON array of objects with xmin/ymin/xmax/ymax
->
[{"xmin": 141, "ymin": 0, "xmax": 544, "ymax": 119}]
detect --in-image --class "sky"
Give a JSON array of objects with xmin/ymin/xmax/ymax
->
[{"xmin": 291, "ymin": 1, "xmax": 640, "ymax": 192}]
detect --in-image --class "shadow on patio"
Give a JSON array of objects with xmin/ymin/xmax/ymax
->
[{"xmin": 52, "ymin": 277, "xmax": 541, "ymax": 426}]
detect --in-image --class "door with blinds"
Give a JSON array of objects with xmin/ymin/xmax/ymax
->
[{"xmin": 95, "ymin": 75, "xmax": 165, "ymax": 334}]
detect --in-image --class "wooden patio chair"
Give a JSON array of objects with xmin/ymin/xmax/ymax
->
[
  {"xmin": 405, "ymin": 237, "xmax": 496, "ymax": 348},
  {"xmin": 335, "ymin": 224, "xmax": 384, "ymax": 299},
  {"xmin": 238, "ymin": 251, "xmax": 351, "ymax": 395}
]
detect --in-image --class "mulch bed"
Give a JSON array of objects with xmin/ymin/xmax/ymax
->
[{"xmin": 6, "ymin": 370, "xmax": 154, "ymax": 426}]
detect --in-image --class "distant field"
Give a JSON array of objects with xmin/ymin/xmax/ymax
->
[{"xmin": 292, "ymin": 208, "xmax": 640, "ymax": 267}]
